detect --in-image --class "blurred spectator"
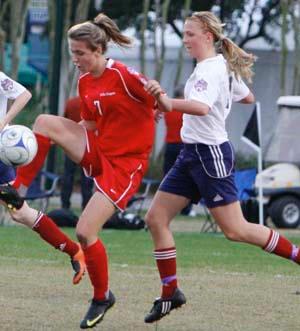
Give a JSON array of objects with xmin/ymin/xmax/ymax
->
[
  {"xmin": 61, "ymin": 96, "xmax": 94, "ymax": 210},
  {"xmin": 163, "ymin": 85, "xmax": 193, "ymax": 216}
]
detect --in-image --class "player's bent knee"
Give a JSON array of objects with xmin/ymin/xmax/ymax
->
[
  {"xmin": 223, "ymin": 229, "xmax": 244, "ymax": 242},
  {"xmin": 75, "ymin": 222, "xmax": 91, "ymax": 246},
  {"xmin": 144, "ymin": 211, "xmax": 156, "ymax": 228},
  {"xmin": 33, "ymin": 114, "xmax": 56, "ymax": 134},
  {"xmin": 145, "ymin": 211, "xmax": 167, "ymax": 233}
]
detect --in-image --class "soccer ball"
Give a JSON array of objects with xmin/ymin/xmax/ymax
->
[{"xmin": 0, "ymin": 125, "xmax": 38, "ymax": 167}]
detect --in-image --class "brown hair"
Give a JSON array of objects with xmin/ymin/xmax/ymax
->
[
  {"xmin": 187, "ymin": 11, "xmax": 256, "ymax": 82},
  {"xmin": 68, "ymin": 13, "xmax": 132, "ymax": 53}
]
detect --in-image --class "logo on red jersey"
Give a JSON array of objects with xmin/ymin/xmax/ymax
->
[
  {"xmin": 127, "ymin": 66, "xmax": 147, "ymax": 86},
  {"xmin": 194, "ymin": 78, "xmax": 208, "ymax": 92},
  {"xmin": 127, "ymin": 66, "xmax": 140, "ymax": 76},
  {"xmin": 100, "ymin": 92, "xmax": 116, "ymax": 97}
]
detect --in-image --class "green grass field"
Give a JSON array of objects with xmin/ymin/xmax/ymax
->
[{"xmin": 1, "ymin": 223, "xmax": 300, "ymax": 330}]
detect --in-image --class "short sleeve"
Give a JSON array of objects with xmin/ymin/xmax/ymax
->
[
  {"xmin": 0, "ymin": 72, "xmax": 26, "ymax": 99},
  {"xmin": 188, "ymin": 71, "xmax": 219, "ymax": 108},
  {"xmin": 231, "ymin": 76, "xmax": 250, "ymax": 102},
  {"xmin": 121, "ymin": 65, "xmax": 156, "ymax": 108}
]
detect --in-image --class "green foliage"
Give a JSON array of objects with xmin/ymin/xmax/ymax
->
[
  {"xmin": 96, "ymin": 0, "xmax": 215, "ymax": 35},
  {"xmin": 94, "ymin": 0, "xmax": 144, "ymax": 30}
]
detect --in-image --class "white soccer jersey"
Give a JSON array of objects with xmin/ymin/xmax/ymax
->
[
  {"xmin": 181, "ymin": 54, "xmax": 250, "ymax": 145},
  {"xmin": 0, "ymin": 71, "xmax": 26, "ymax": 120}
]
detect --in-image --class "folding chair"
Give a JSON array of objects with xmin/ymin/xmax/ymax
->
[
  {"xmin": 234, "ymin": 168, "xmax": 261, "ymax": 224},
  {"xmin": 200, "ymin": 203, "xmax": 219, "ymax": 233},
  {"xmin": 25, "ymin": 170, "xmax": 61, "ymax": 212},
  {"xmin": 126, "ymin": 178, "xmax": 160, "ymax": 216},
  {"xmin": 200, "ymin": 168, "xmax": 257, "ymax": 233},
  {"xmin": 103, "ymin": 177, "xmax": 160, "ymax": 230},
  {"xmin": 234, "ymin": 168, "xmax": 257, "ymax": 201}
]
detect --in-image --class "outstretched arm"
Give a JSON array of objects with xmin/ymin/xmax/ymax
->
[
  {"xmin": 145, "ymin": 80, "xmax": 209, "ymax": 116},
  {"xmin": 2, "ymin": 89, "xmax": 32, "ymax": 129}
]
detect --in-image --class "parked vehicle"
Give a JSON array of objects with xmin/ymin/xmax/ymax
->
[{"xmin": 255, "ymin": 163, "xmax": 300, "ymax": 228}]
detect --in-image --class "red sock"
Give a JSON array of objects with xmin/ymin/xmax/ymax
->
[
  {"xmin": 83, "ymin": 239, "xmax": 109, "ymax": 301},
  {"xmin": 263, "ymin": 229, "xmax": 300, "ymax": 262},
  {"xmin": 154, "ymin": 247, "xmax": 177, "ymax": 298},
  {"xmin": 33, "ymin": 213, "xmax": 79, "ymax": 257},
  {"xmin": 13, "ymin": 133, "xmax": 51, "ymax": 189}
]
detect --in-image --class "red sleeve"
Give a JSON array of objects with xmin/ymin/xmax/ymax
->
[{"xmin": 118, "ymin": 64, "xmax": 156, "ymax": 108}]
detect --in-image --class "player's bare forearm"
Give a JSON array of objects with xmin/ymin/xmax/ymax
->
[
  {"xmin": 145, "ymin": 80, "xmax": 171, "ymax": 112},
  {"xmin": 156, "ymin": 94, "xmax": 172, "ymax": 112},
  {"xmin": 171, "ymin": 99, "xmax": 210, "ymax": 116},
  {"xmin": 4, "ymin": 90, "xmax": 32, "ymax": 127}
]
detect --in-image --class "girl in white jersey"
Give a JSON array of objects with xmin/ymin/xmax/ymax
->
[
  {"xmin": 0, "ymin": 72, "xmax": 31, "ymax": 183},
  {"xmin": 144, "ymin": 11, "xmax": 300, "ymax": 323}
]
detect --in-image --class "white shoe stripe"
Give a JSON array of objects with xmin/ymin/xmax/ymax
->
[{"xmin": 161, "ymin": 301, "xmax": 171, "ymax": 315}]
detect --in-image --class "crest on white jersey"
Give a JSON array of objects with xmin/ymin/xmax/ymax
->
[
  {"xmin": 194, "ymin": 78, "xmax": 208, "ymax": 92},
  {"xmin": 1, "ymin": 78, "xmax": 13, "ymax": 91}
]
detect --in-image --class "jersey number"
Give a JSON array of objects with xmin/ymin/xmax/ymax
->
[{"xmin": 93, "ymin": 100, "xmax": 103, "ymax": 115}]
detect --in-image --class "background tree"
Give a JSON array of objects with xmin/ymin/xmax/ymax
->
[
  {"xmin": 9, "ymin": 0, "xmax": 30, "ymax": 80},
  {"xmin": 0, "ymin": 0, "xmax": 10, "ymax": 71},
  {"xmin": 139, "ymin": 0, "xmax": 151, "ymax": 74},
  {"xmin": 290, "ymin": 1, "xmax": 300, "ymax": 95},
  {"xmin": 173, "ymin": 0, "xmax": 192, "ymax": 87},
  {"xmin": 280, "ymin": 0, "xmax": 290, "ymax": 95},
  {"xmin": 0, "ymin": 0, "xmax": 30, "ymax": 79}
]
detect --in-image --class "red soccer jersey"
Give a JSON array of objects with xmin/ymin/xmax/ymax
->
[
  {"xmin": 78, "ymin": 59, "xmax": 155, "ymax": 159},
  {"xmin": 64, "ymin": 96, "xmax": 81, "ymax": 123},
  {"xmin": 164, "ymin": 110, "xmax": 183, "ymax": 143}
]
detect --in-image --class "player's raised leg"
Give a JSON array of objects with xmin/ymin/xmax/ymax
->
[{"xmin": 12, "ymin": 114, "xmax": 87, "ymax": 194}]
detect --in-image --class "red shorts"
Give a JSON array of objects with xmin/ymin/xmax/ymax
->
[{"xmin": 80, "ymin": 129, "xmax": 148, "ymax": 211}]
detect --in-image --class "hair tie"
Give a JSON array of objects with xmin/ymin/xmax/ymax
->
[{"xmin": 92, "ymin": 20, "xmax": 105, "ymax": 31}]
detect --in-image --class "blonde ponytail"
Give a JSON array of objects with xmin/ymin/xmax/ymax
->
[{"xmin": 188, "ymin": 11, "xmax": 256, "ymax": 82}]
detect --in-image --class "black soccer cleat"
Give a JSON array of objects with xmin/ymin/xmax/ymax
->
[
  {"xmin": 0, "ymin": 184, "xmax": 24, "ymax": 210},
  {"xmin": 80, "ymin": 291, "xmax": 115, "ymax": 329},
  {"xmin": 144, "ymin": 288, "xmax": 186, "ymax": 323}
]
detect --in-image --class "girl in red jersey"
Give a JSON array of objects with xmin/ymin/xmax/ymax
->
[{"xmin": 0, "ymin": 13, "xmax": 155, "ymax": 329}]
